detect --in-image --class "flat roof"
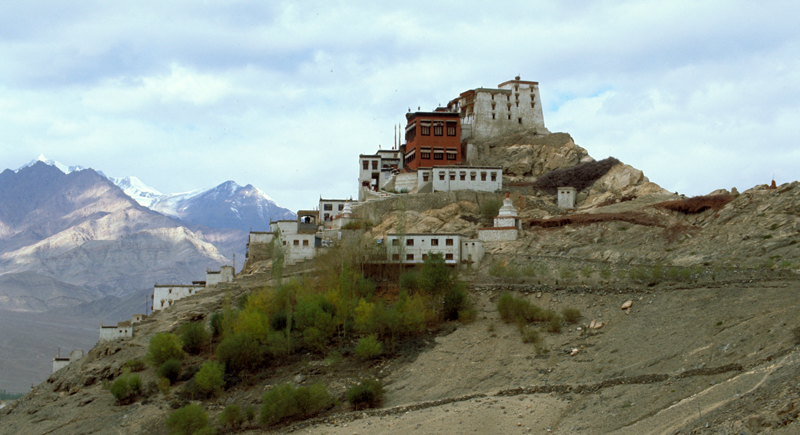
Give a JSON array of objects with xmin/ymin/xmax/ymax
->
[
  {"xmin": 153, "ymin": 284, "xmax": 204, "ymax": 288},
  {"xmin": 405, "ymin": 111, "xmax": 459, "ymax": 121},
  {"xmin": 429, "ymin": 165, "xmax": 503, "ymax": 170},
  {"xmin": 386, "ymin": 232, "xmax": 466, "ymax": 237}
]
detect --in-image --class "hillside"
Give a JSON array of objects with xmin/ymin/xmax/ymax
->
[{"xmin": 1, "ymin": 133, "xmax": 799, "ymax": 434}]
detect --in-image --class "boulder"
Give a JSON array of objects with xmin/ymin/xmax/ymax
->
[{"xmin": 621, "ymin": 300, "xmax": 633, "ymax": 310}]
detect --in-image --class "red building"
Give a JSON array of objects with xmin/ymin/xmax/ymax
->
[{"xmin": 403, "ymin": 109, "xmax": 461, "ymax": 171}]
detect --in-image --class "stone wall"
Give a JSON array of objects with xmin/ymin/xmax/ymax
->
[
  {"xmin": 478, "ymin": 228, "xmax": 519, "ymax": 242},
  {"xmin": 353, "ymin": 190, "xmax": 500, "ymax": 226},
  {"xmin": 394, "ymin": 173, "xmax": 418, "ymax": 192}
]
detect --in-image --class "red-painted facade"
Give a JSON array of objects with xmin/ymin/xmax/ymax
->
[{"xmin": 403, "ymin": 110, "xmax": 461, "ymax": 171}]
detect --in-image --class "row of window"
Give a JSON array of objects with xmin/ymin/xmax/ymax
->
[
  {"xmin": 436, "ymin": 171, "xmax": 497, "ymax": 182},
  {"xmin": 391, "ymin": 237, "xmax": 454, "ymax": 246},
  {"xmin": 418, "ymin": 149, "xmax": 458, "ymax": 161},
  {"xmin": 322, "ymin": 204, "xmax": 345, "ymax": 211},
  {"xmin": 283, "ymin": 239, "xmax": 310, "ymax": 246},
  {"xmin": 392, "ymin": 253, "xmax": 455, "ymax": 261},
  {"xmin": 406, "ymin": 120, "xmax": 458, "ymax": 141},
  {"xmin": 362, "ymin": 160, "xmax": 379, "ymax": 170}
]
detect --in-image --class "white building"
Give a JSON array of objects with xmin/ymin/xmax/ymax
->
[
  {"xmin": 428, "ymin": 166, "xmax": 503, "ymax": 193},
  {"xmin": 152, "ymin": 284, "xmax": 205, "ymax": 312},
  {"xmin": 270, "ymin": 215, "xmax": 319, "ymax": 266},
  {"xmin": 447, "ymin": 76, "xmax": 548, "ymax": 146},
  {"xmin": 384, "ymin": 233, "xmax": 484, "ymax": 266},
  {"xmin": 99, "ymin": 322, "xmax": 133, "ymax": 341},
  {"xmin": 206, "ymin": 265, "xmax": 234, "ymax": 287},
  {"xmin": 558, "ymin": 186, "xmax": 577, "ymax": 209},
  {"xmin": 52, "ymin": 349, "xmax": 84, "ymax": 373},
  {"xmin": 319, "ymin": 198, "xmax": 348, "ymax": 224},
  {"xmin": 359, "ymin": 149, "xmax": 402, "ymax": 201}
]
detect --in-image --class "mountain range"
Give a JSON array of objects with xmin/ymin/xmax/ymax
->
[{"xmin": 0, "ymin": 156, "xmax": 295, "ymax": 392}]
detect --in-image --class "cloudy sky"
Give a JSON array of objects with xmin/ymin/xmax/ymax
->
[{"xmin": 1, "ymin": 0, "xmax": 798, "ymax": 212}]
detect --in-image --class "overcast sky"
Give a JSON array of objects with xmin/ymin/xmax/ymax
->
[{"xmin": 1, "ymin": 1, "xmax": 798, "ymax": 212}]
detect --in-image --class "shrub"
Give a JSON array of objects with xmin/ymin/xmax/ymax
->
[
  {"xmin": 158, "ymin": 377, "xmax": 171, "ymax": 396},
  {"xmin": 655, "ymin": 194, "xmax": 734, "ymax": 214},
  {"xmin": 346, "ymin": 379, "xmax": 384, "ymax": 409},
  {"xmin": 559, "ymin": 266, "xmax": 576, "ymax": 281},
  {"xmin": 599, "ymin": 267, "xmax": 612, "ymax": 281},
  {"xmin": 260, "ymin": 383, "xmax": 333, "ymax": 426},
  {"xmin": 110, "ymin": 372, "xmax": 143, "ymax": 405},
  {"xmin": 216, "ymin": 331, "xmax": 262, "ymax": 374},
  {"xmin": 562, "ymin": 308, "xmax": 582, "ymax": 324},
  {"xmin": 210, "ymin": 312, "xmax": 224, "ymax": 338},
  {"xmin": 419, "ymin": 253, "xmax": 454, "ymax": 297},
  {"xmin": 521, "ymin": 327, "xmax": 541, "ymax": 344},
  {"xmin": 218, "ymin": 404, "xmax": 244, "ymax": 429},
  {"xmin": 354, "ymin": 334, "xmax": 382, "ymax": 360},
  {"xmin": 123, "ymin": 358, "xmax": 146, "ymax": 372},
  {"xmin": 545, "ymin": 317, "xmax": 562, "ymax": 333},
  {"xmin": 179, "ymin": 321, "xmax": 210, "ymax": 355},
  {"xmin": 245, "ymin": 404, "xmax": 256, "ymax": 423},
  {"xmin": 158, "ymin": 358, "xmax": 182, "ymax": 384},
  {"xmin": 165, "ymin": 404, "xmax": 211, "ymax": 435},
  {"xmin": 480, "ymin": 197, "xmax": 503, "ymax": 221},
  {"xmin": 147, "ymin": 333, "xmax": 184, "ymax": 367},
  {"xmin": 532, "ymin": 157, "xmax": 621, "ymax": 194},
  {"xmin": 580, "ymin": 265, "xmax": 593, "ymax": 279},
  {"xmin": 399, "ymin": 270, "xmax": 421, "ymax": 292},
  {"xmin": 194, "ymin": 362, "xmax": 225, "ymax": 398},
  {"xmin": 442, "ymin": 282, "xmax": 471, "ymax": 322}
]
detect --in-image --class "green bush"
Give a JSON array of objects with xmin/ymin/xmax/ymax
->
[
  {"xmin": 216, "ymin": 331, "xmax": 262, "ymax": 374},
  {"xmin": 599, "ymin": 267, "xmax": 612, "ymax": 281},
  {"xmin": 260, "ymin": 383, "xmax": 333, "ymax": 426},
  {"xmin": 165, "ymin": 404, "xmax": 211, "ymax": 435},
  {"xmin": 346, "ymin": 379, "xmax": 384, "ymax": 409},
  {"xmin": 419, "ymin": 253, "xmax": 454, "ymax": 297},
  {"xmin": 545, "ymin": 317, "xmax": 562, "ymax": 333},
  {"xmin": 245, "ymin": 404, "xmax": 256, "ymax": 423},
  {"xmin": 123, "ymin": 358, "xmax": 146, "ymax": 372},
  {"xmin": 179, "ymin": 321, "xmax": 210, "ymax": 355},
  {"xmin": 158, "ymin": 358, "xmax": 182, "ymax": 384},
  {"xmin": 562, "ymin": 308, "xmax": 582, "ymax": 324},
  {"xmin": 442, "ymin": 282, "xmax": 471, "ymax": 322},
  {"xmin": 210, "ymin": 312, "xmax": 224, "ymax": 338},
  {"xmin": 354, "ymin": 334, "xmax": 382, "ymax": 359},
  {"xmin": 399, "ymin": 271, "xmax": 421, "ymax": 292},
  {"xmin": 480, "ymin": 197, "xmax": 503, "ymax": 221},
  {"xmin": 218, "ymin": 404, "xmax": 244, "ymax": 429},
  {"xmin": 147, "ymin": 332, "xmax": 184, "ymax": 367},
  {"xmin": 521, "ymin": 327, "xmax": 541, "ymax": 344},
  {"xmin": 110, "ymin": 371, "xmax": 143, "ymax": 405},
  {"xmin": 194, "ymin": 362, "xmax": 225, "ymax": 397}
]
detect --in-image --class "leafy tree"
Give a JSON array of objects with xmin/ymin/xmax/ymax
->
[
  {"xmin": 218, "ymin": 404, "xmax": 244, "ymax": 429},
  {"xmin": 354, "ymin": 334, "xmax": 383, "ymax": 359},
  {"xmin": 260, "ymin": 383, "xmax": 332, "ymax": 426},
  {"xmin": 147, "ymin": 332, "xmax": 184, "ymax": 367},
  {"xmin": 110, "ymin": 371, "xmax": 143, "ymax": 405},
  {"xmin": 209, "ymin": 312, "xmax": 224, "ymax": 338},
  {"xmin": 419, "ymin": 253, "xmax": 454, "ymax": 298}
]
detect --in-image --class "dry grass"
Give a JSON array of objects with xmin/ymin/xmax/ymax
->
[
  {"xmin": 526, "ymin": 212, "xmax": 664, "ymax": 229},
  {"xmin": 654, "ymin": 194, "xmax": 734, "ymax": 214}
]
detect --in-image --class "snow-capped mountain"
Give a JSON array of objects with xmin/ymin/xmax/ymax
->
[
  {"xmin": 151, "ymin": 181, "xmax": 295, "ymax": 232},
  {"xmin": 17, "ymin": 155, "xmax": 295, "ymax": 232},
  {"xmin": 16, "ymin": 154, "xmax": 86, "ymax": 174}
]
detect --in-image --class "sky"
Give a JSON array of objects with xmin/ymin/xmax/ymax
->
[{"xmin": 1, "ymin": 0, "xmax": 799, "ymax": 212}]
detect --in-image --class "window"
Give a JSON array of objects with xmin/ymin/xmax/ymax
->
[
  {"xmin": 460, "ymin": 172, "xmax": 466, "ymax": 181},
  {"xmin": 446, "ymin": 121, "xmax": 457, "ymax": 136},
  {"xmin": 516, "ymin": 102, "xmax": 519, "ymax": 107},
  {"xmin": 406, "ymin": 122, "xmax": 417, "ymax": 142},
  {"xmin": 439, "ymin": 172, "xmax": 445, "ymax": 181},
  {"xmin": 282, "ymin": 241, "xmax": 286, "ymax": 245},
  {"xmin": 434, "ymin": 150, "xmax": 444, "ymax": 160},
  {"xmin": 446, "ymin": 238, "xmax": 454, "ymax": 246},
  {"xmin": 392, "ymin": 239, "xmax": 399, "ymax": 246},
  {"xmin": 446, "ymin": 150, "xmax": 457, "ymax": 161},
  {"xmin": 481, "ymin": 172, "xmax": 487, "ymax": 181},
  {"xmin": 421, "ymin": 120, "xmax": 431, "ymax": 135},
  {"xmin": 302, "ymin": 240, "xmax": 309, "ymax": 246},
  {"xmin": 421, "ymin": 148, "xmax": 431, "ymax": 159},
  {"xmin": 506, "ymin": 95, "xmax": 510, "ymax": 101},
  {"xmin": 449, "ymin": 172, "xmax": 455, "ymax": 180},
  {"xmin": 531, "ymin": 101, "xmax": 536, "ymax": 108},
  {"xmin": 362, "ymin": 160, "xmax": 369, "ymax": 170},
  {"xmin": 508, "ymin": 114, "xmax": 511, "ymax": 120},
  {"xmin": 445, "ymin": 253, "xmax": 454, "ymax": 260},
  {"xmin": 518, "ymin": 118, "xmax": 522, "ymax": 124},
  {"xmin": 338, "ymin": 204, "xmax": 344, "ymax": 211},
  {"xmin": 431, "ymin": 238, "xmax": 439, "ymax": 246},
  {"xmin": 324, "ymin": 204, "xmax": 332, "ymax": 211},
  {"xmin": 423, "ymin": 173, "xmax": 429, "ymax": 182},
  {"xmin": 492, "ymin": 113, "xmax": 495, "ymax": 120},
  {"xmin": 372, "ymin": 160, "xmax": 378, "ymax": 170},
  {"xmin": 422, "ymin": 254, "xmax": 427, "ymax": 260},
  {"xmin": 406, "ymin": 238, "xmax": 414, "ymax": 246},
  {"xmin": 491, "ymin": 103, "xmax": 496, "ymax": 110},
  {"xmin": 491, "ymin": 172, "xmax": 497, "ymax": 181},
  {"xmin": 507, "ymin": 104, "xmax": 511, "ymax": 111},
  {"xmin": 470, "ymin": 173, "xmax": 476, "ymax": 181},
  {"xmin": 433, "ymin": 121, "xmax": 443, "ymax": 136},
  {"xmin": 406, "ymin": 254, "xmax": 414, "ymax": 261},
  {"xmin": 392, "ymin": 254, "xmax": 400, "ymax": 261}
]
